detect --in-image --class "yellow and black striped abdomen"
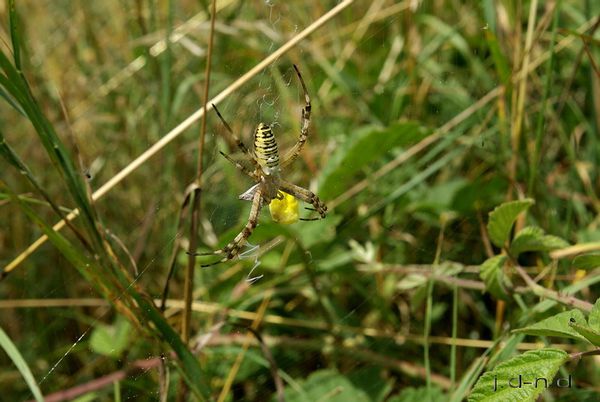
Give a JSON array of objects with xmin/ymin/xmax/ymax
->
[{"xmin": 254, "ymin": 123, "xmax": 280, "ymax": 170}]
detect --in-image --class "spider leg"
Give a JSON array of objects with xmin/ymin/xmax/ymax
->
[
  {"xmin": 281, "ymin": 65, "xmax": 311, "ymax": 168},
  {"xmin": 197, "ymin": 188, "xmax": 263, "ymax": 267},
  {"xmin": 212, "ymin": 103, "xmax": 261, "ymax": 171},
  {"xmin": 219, "ymin": 151, "xmax": 256, "ymax": 179},
  {"xmin": 277, "ymin": 179, "xmax": 327, "ymax": 220}
]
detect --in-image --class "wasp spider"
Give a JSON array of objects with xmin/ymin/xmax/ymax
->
[{"xmin": 197, "ymin": 65, "xmax": 327, "ymax": 267}]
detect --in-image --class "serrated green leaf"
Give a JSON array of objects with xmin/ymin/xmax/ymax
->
[
  {"xmin": 512, "ymin": 310, "xmax": 588, "ymax": 342},
  {"xmin": 283, "ymin": 369, "xmax": 371, "ymax": 402},
  {"xmin": 479, "ymin": 255, "xmax": 511, "ymax": 301},
  {"xmin": 509, "ymin": 226, "xmax": 569, "ymax": 256},
  {"xmin": 572, "ymin": 254, "xmax": 600, "ymax": 270},
  {"xmin": 487, "ymin": 199, "xmax": 535, "ymax": 248},
  {"xmin": 318, "ymin": 123, "xmax": 430, "ymax": 200},
  {"xmin": 509, "ymin": 226, "xmax": 542, "ymax": 255},
  {"xmin": 570, "ymin": 321, "xmax": 600, "ymax": 347},
  {"xmin": 468, "ymin": 348, "xmax": 568, "ymax": 402},
  {"xmin": 589, "ymin": 298, "xmax": 600, "ymax": 329}
]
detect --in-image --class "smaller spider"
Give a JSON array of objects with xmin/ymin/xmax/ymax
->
[{"xmin": 197, "ymin": 65, "xmax": 327, "ymax": 267}]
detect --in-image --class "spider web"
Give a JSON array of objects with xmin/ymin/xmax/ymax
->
[
  {"xmin": 203, "ymin": 2, "xmax": 299, "ymax": 278},
  {"xmin": 5, "ymin": 1, "xmax": 404, "ymax": 401},
  {"xmin": 25, "ymin": 0, "xmax": 302, "ymax": 395}
]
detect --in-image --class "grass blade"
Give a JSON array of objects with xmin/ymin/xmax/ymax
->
[{"xmin": 0, "ymin": 325, "xmax": 44, "ymax": 402}]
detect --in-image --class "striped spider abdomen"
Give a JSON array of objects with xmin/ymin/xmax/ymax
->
[{"xmin": 253, "ymin": 123, "xmax": 280, "ymax": 173}]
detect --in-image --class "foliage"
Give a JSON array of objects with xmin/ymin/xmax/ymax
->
[
  {"xmin": 1, "ymin": 0, "xmax": 600, "ymax": 401},
  {"xmin": 469, "ymin": 349, "xmax": 569, "ymax": 402}
]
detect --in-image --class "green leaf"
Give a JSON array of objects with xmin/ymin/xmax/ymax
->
[
  {"xmin": 512, "ymin": 310, "xmax": 588, "ymax": 343},
  {"xmin": 487, "ymin": 199, "xmax": 535, "ymax": 248},
  {"xmin": 568, "ymin": 311, "xmax": 600, "ymax": 347},
  {"xmin": 479, "ymin": 255, "xmax": 510, "ymax": 301},
  {"xmin": 509, "ymin": 226, "xmax": 569, "ymax": 256},
  {"xmin": 589, "ymin": 298, "xmax": 600, "ymax": 329},
  {"xmin": 572, "ymin": 254, "xmax": 600, "ymax": 270},
  {"xmin": 90, "ymin": 317, "xmax": 132, "ymax": 358},
  {"xmin": 468, "ymin": 348, "xmax": 568, "ymax": 402},
  {"xmin": 509, "ymin": 226, "xmax": 543, "ymax": 254},
  {"xmin": 283, "ymin": 369, "xmax": 371, "ymax": 402},
  {"xmin": 318, "ymin": 123, "xmax": 430, "ymax": 200},
  {"xmin": 0, "ymin": 326, "xmax": 44, "ymax": 402}
]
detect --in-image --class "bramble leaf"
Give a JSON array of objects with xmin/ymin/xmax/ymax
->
[
  {"xmin": 570, "ymin": 320, "xmax": 600, "ymax": 347},
  {"xmin": 283, "ymin": 369, "xmax": 370, "ymax": 402},
  {"xmin": 469, "ymin": 348, "xmax": 568, "ymax": 402},
  {"xmin": 509, "ymin": 226, "xmax": 569, "ymax": 256},
  {"xmin": 487, "ymin": 199, "xmax": 534, "ymax": 248},
  {"xmin": 512, "ymin": 310, "xmax": 588, "ymax": 343},
  {"xmin": 589, "ymin": 298, "xmax": 600, "ymax": 329},
  {"xmin": 479, "ymin": 255, "xmax": 510, "ymax": 301}
]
